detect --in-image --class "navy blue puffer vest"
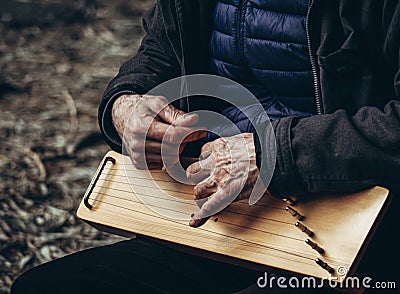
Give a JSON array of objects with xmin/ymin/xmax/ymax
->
[{"xmin": 210, "ymin": 0, "xmax": 316, "ymax": 120}]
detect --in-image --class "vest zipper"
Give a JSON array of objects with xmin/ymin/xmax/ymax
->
[
  {"xmin": 306, "ymin": 0, "xmax": 323, "ymax": 115},
  {"xmin": 236, "ymin": 0, "xmax": 248, "ymax": 63}
]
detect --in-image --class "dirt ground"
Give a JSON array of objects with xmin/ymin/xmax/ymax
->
[{"xmin": 0, "ymin": 0, "xmax": 154, "ymax": 292}]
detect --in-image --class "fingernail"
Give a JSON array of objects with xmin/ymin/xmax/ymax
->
[
  {"xmin": 199, "ymin": 151, "xmax": 212, "ymax": 161},
  {"xmin": 189, "ymin": 213, "xmax": 201, "ymax": 227}
]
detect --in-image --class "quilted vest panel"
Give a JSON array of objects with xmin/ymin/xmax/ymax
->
[{"xmin": 210, "ymin": 0, "xmax": 316, "ymax": 119}]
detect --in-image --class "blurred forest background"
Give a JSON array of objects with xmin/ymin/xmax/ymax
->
[{"xmin": 0, "ymin": 0, "xmax": 154, "ymax": 292}]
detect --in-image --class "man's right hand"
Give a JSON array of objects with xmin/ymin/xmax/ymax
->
[{"xmin": 112, "ymin": 94, "xmax": 207, "ymax": 169}]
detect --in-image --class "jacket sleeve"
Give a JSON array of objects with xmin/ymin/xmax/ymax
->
[
  {"xmin": 265, "ymin": 98, "xmax": 400, "ymax": 197},
  {"xmin": 98, "ymin": 1, "xmax": 182, "ymax": 152},
  {"xmin": 264, "ymin": 3, "xmax": 400, "ymax": 197}
]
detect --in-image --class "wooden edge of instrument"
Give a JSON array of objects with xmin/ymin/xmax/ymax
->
[
  {"xmin": 349, "ymin": 186, "xmax": 391, "ymax": 271},
  {"xmin": 328, "ymin": 186, "xmax": 390, "ymax": 294}
]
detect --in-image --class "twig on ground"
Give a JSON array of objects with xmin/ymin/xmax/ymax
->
[
  {"xmin": 24, "ymin": 147, "xmax": 47, "ymax": 183},
  {"xmin": 61, "ymin": 90, "xmax": 79, "ymax": 156}
]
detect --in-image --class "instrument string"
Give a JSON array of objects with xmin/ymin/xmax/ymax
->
[
  {"xmin": 97, "ymin": 181, "xmax": 293, "ymax": 226},
  {"xmin": 88, "ymin": 196, "xmax": 316, "ymax": 262},
  {"xmin": 101, "ymin": 172, "xmax": 286, "ymax": 210},
  {"xmin": 99, "ymin": 176, "xmax": 194, "ymax": 196},
  {"xmin": 93, "ymin": 190, "xmax": 192, "ymax": 216},
  {"xmin": 95, "ymin": 182, "xmax": 293, "ymax": 225},
  {"xmin": 92, "ymin": 187, "xmax": 303, "ymax": 242},
  {"xmin": 108, "ymin": 169, "xmax": 183, "ymax": 183}
]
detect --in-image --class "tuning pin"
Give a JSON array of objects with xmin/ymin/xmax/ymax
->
[
  {"xmin": 285, "ymin": 206, "xmax": 304, "ymax": 220},
  {"xmin": 295, "ymin": 222, "xmax": 314, "ymax": 237},
  {"xmin": 315, "ymin": 258, "xmax": 334, "ymax": 273},
  {"xmin": 306, "ymin": 239, "xmax": 324, "ymax": 254},
  {"xmin": 282, "ymin": 197, "xmax": 296, "ymax": 206}
]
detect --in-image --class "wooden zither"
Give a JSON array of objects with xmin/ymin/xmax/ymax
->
[{"xmin": 76, "ymin": 151, "xmax": 390, "ymax": 280}]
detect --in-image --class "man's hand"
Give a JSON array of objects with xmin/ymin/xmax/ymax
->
[
  {"xmin": 186, "ymin": 133, "xmax": 268, "ymax": 227},
  {"xmin": 112, "ymin": 94, "xmax": 207, "ymax": 169}
]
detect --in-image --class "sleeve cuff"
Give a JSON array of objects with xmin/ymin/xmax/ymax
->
[
  {"xmin": 264, "ymin": 117, "xmax": 307, "ymax": 197},
  {"xmin": 253, "ymin": 131, "xmax": 262, "ymax": 169},
  {"xmin": 98, "ymin": 92, "xmax": 134, "ymax": 153}
]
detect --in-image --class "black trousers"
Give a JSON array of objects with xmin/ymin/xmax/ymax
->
[{"xmin": 11, "ymin": 236, "xmax": 262, "ymax": 294}]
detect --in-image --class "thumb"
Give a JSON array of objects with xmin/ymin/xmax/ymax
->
[{"xmin": 159, "ymin": 105, "xmax": 199, "ymax": 127}]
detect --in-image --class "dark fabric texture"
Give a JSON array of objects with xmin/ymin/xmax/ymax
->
[
  {"xmin": 11, "ymin": 237, "xmax": 260, "ymax": 294},
  {"xmin": 99, "ymin": 0, "xmax": 400, "ymax": 198},
  {"xmin": 210, "ymin": 0, "xmax": 316, "ymax": 117}
]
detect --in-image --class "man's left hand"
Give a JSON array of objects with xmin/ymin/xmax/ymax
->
[{"xmin": 186, "ymin": 133, "xmax": 266, "ymax": 227}]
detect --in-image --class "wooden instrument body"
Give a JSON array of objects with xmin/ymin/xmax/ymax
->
[{"xmin": 76, "ymin": 151, "xmax": 390, "ymax": 282}]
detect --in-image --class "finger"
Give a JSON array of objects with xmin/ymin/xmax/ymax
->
[
  {"xmin": 173, "ymin": 112, "xmax": 201, "ymax": 127},
  {"xmin": 143, "ymin": 95, "xmax": 200, "ymax": 127},
  {"xmin": 163, "ymin": 121, "xmax": 208, "ymax": 143},
  {"xmin": 181, "ymin": 129, "xmax": 208, "ymax": 143},
  {"xmin": 200, "ymin": 141, "xmax": 215, "ymax": 154},
  {"xmin": 145, "ymin": 140, "xmax": 178, "ymax": 155},
  {"xmin": 194, "ymin": 177, "xmax": 218, "ymax": 199},
  {"xmin": 190, "ymin": 198, "xmax": 210, "ymax": 227},
  {"xmin": 129, "ymin": 139, "xmax": 164, "ymax": 153},
  {"xmin": 186, "ymin": 154, "xmax": 215, "ymax": 184},
  {"xmin": 129, "ymin": 139, "xmax": 187, "ymax": 158},
  {"xmin": 235, "ymin": 184, "xmax": 253, "ymax": 202},
  {"xmin": 156, "ymin": 103, "xmax": 187, "ymax": 125},
  {"xmin": 130, "ymin": 151, "xmax": 177, "ymax": 168},
  {"xmin": 147, "ymin": 120, "xmax": 207, "ymax": 143},
  {"xmin": 199, "ymin": 151, "xmax": 212, "ymax": 160},
  {"xmin": 189, "ymin": 215, "xmax": 210, "ymax": 228},
  {"xmin": 189, "ymin": 188, "xmax": 231, "ymax": 228},
  {"xmin": 194, "ymin": 166, "xmax": 230, "ymax": 199}
]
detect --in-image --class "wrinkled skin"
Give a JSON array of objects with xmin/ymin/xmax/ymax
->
[
  {"xmin": 113, "ymin": 96, "xmax": 268, "ymax": 227},
  {"xmin": 112, "ymin": 94, "xmax": 207, "ymax": 169},
  {"xmin": 186, "ymin": 133, "xmax": 269, "ymax": 227}
]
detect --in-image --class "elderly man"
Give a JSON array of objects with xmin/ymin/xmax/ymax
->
[{"xmin": 12, "ymin": 0, "xmax": 400, "ymax": 293}]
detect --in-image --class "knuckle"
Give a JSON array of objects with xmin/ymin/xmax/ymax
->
[
  {"xmin": 215, "ymin": 138, "xmax": 227, "ymax": 148},
  {"xmin": 214, "ymin": 167, "xmax": 228, "ymax": 177},
  {"xmin": 155, "ymin": 95, "xmax": 167, "ymax": 102},
  {"xmin": 194, "ymin": 184, "xmax": 205, "ymax": 197},
  {"xmin": 186, "ymin": 162, "xmax": 198, "ymax": 175},
  {"xmin": 205, "ymin": 178, "xmax": 217, "ymax": 188},
  {"xmin": 202, "ymin": 142, "xmax": 214, "ymax": 151}
]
